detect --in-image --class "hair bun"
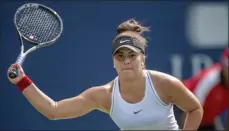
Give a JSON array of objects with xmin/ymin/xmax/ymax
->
[{"xmin": 117, "ymin": 19, "xmax": 150, "ymax": 35}]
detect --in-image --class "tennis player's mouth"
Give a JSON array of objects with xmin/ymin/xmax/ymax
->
[{"xmin": 122, "ymin": 68, "xmax": 133, "ymax": 70}]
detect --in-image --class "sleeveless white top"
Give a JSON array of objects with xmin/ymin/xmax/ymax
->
[{"xmin": 110, "ymin": 70, "xmax": 179, "ymax": 130}]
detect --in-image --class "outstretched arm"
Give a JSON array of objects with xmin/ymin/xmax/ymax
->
[
  {"xmin": 23, "ymin": 84, "xmax": 100, "ymax": 120},
  {"xmin": 7, "ymin": 64, "xmax": 102, "ymax": 120}
]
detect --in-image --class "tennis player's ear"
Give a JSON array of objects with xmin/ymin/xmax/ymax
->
[
  {"xmin": 141, "ymin": 55, "xmax": 146, "ymax": 68},
  {"xmin": 141, "ymin": 63, "xmax": 145, "ymax": 69}
]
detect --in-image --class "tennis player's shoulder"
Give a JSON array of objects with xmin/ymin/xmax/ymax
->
[
  {"xmin": 86, "ymin": 83, "xmax": 111, "ymax": 96},
  {"xmin": 147, "ymin": 70, "xmax": 185, "ymax": 101},
  {"xmin": 148, "ymin": 70, "xmax": 179, "ymax": 81},
  {"xmin": 88, "ymin": 81, "xmax": 113, "ymax": 93},
  {"xmin": 85, "ymin": 81, "xmax": 113, "ymax": 113},
  {"xmin": 147, "ymin": 70, "xmax": 183, "ymax": 89},
  {"xmin": 85, "ymin": 81, "xmax": 113, "ymax": 100}
]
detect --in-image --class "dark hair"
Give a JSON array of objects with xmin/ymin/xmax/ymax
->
[{"xmin": 115, "ymin": 19, "xmax": 150, "ymax": 47}]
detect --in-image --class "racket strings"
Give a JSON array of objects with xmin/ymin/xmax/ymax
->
[{"xmin": 15, "ymin": 6, "xmax": 62, "ymax": 43}]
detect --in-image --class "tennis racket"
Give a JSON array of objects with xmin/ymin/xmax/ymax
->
[{"xmin": 9, "ymin": 3, "xmax": 63, "ymax": 79}]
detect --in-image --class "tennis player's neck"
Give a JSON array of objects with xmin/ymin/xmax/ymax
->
[{"xmin": 118, "ymin": 73, "xmax": 145, "ymax": 93}]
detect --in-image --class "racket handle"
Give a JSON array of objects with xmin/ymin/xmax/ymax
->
[
  {"xmin": 9, "ymin": 53, "xmax": 26, "ymax": 79},
  {"xmin": 15, "ymin": 53, "xmax": 25, "ymax": 66}
]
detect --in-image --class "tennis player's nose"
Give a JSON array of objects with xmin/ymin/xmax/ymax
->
[{"xmin": 124, "ymin": 57, "xmax": 131, "ymax": 65}]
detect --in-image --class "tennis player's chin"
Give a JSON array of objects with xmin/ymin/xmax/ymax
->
[
  {"xmin": 120, "ymin": 69, "xmax": 136, "ymax": 77},
  {"xmin": 121, "ymin": 69, "xmax": 134, "ymax": 73}
]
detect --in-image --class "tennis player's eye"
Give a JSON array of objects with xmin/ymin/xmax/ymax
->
[
  {"xmin": 128, "ymin": 54, "xmax": 137, "ymax": 59},
  {"xmin": 130, "ymin": 54, "xmax": 136, "ymax": 57},
  {"xmin": 116, "ymin": 54, "xmax": 125, "ymax": 61},
  {"xmin": 118, "ymin": 55, "xmax": 124, "ymax": 58}
]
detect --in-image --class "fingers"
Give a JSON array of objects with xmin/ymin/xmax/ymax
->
[
  {"xmin": 8, "ymin": 64, "xmax": 16, "ymax": 73},
  {"xmin": 7, "ymin": 64, "xmax": 24, "ymax": 84},
  {"xmin": 13, "ymin": 64, "xmax": 21, "ymax": 69},
  {"xmin": 8, "ymin": 64, "xmax": 19, "ymax": 72},
  {"xmin": 7, "ymin": 64, "xmax": 24, "ymax": 77}
]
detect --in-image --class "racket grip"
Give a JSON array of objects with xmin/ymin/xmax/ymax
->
[
  {"xmin": 9, "ymin": 53, "xmax": 26, "ymax": 79},
  {"xmin": 15, "ymin": 53, "xmax": 25, "ymax": 66}
]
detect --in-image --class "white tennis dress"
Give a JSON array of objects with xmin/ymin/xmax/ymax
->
[{"xmin": 110, "ymin": 70, "xmax": 179, "ymax": 130}]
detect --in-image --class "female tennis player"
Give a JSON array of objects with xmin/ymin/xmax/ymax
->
[{"xmin": 7, "ymin": 19, "xmax": 203, "ymax": 130}]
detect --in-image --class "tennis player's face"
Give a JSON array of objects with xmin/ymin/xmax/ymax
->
[{"xmin": 113, "ymin": 48, "xmax": 144, "ymax": 77}]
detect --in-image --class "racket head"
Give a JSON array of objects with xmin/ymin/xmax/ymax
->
[{"xmin": 14, "ymin": 3, "xmax": 63, "ymax": 46}]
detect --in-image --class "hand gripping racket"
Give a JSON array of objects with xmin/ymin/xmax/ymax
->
[{"xmin": 9, "ymin": 3, "xmax": 63, "ymax": 79}]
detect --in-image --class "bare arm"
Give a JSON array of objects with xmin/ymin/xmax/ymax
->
[
  {"xmin": 22, "ymin": 84, "xmax": 100, "ymax": 120},
  {"xmin": 165, "ymin": 76, "xmax": 203, "ymax": 130},
  {"xmin": 7, "ymin": 64, "xmax": 103, "ymax": 120}
]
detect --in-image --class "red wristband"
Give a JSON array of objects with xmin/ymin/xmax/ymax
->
[{"xmin": 16, "ymin": 75, "xmax": 33, "ymax": 92}]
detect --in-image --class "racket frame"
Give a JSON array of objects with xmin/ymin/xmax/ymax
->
[
  {"xmin": 9, "ymin": 3, "xmax": 63, "ymax": 78},
  {"xmin": 14, "ymin": 3, "xmax": 63, "ymax": 64}
]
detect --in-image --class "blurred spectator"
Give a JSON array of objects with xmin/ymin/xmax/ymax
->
[{"xmin": 180, "ymin": 47, "xmax": 228, "ymax": 130}]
